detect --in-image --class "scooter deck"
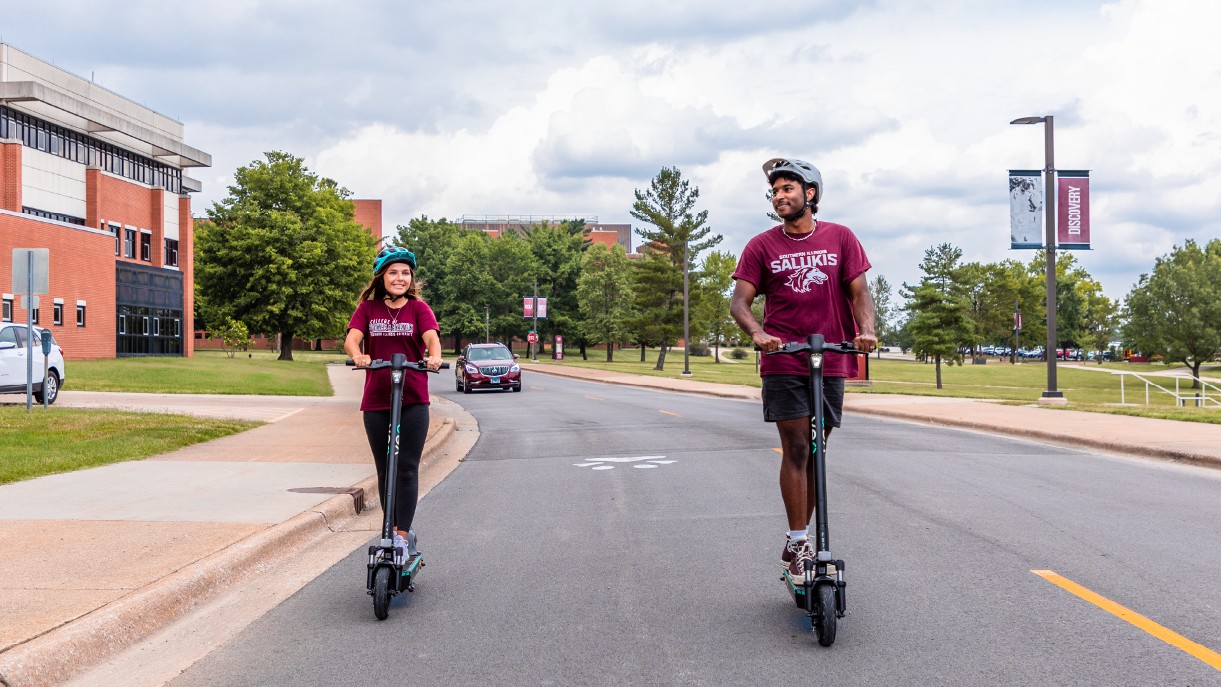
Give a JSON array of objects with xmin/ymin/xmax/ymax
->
[{"xmin": 402, "ymin": 553, "xmax": 423, "ymax": 578}]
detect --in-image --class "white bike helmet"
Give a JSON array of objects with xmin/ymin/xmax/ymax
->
[{"xmin": 763, "ymin": 158, "xmax": 822, "ymax": 205}]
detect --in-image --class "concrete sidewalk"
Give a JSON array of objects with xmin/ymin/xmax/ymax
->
[
  {"xmin": 0, "ymin": 366, "xmax": 478, "ymax": 687},
  {"xmin": 520, "ymin": 362, "xmax": 1221, "ymax": 470}
]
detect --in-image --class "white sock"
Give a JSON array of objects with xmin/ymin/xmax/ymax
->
[{"xmin": 787, "ymin": 529, "xmax": 808, "ymax": 545}]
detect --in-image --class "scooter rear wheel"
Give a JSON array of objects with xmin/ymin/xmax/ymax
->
[
  {"xmin": 372, "ymin": 566, "xmax": 392, "ymax": 620},
  {"xmin": 813, "ymin": 583, "xmax": 837, "ymax": 646}
]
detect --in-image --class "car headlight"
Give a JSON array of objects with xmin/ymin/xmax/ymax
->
[
  {"xmin": 465, "ymin": 364, "xmax": 479, "ymax": 375},
  {"xmin": 510, "ymin": 364, "xmax": 520, "ymax": 373}
]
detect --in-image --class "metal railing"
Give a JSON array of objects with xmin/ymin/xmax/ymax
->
[{"xmin": 1118, "ymin": 372, "xmax": 1221, "ymax": 407}]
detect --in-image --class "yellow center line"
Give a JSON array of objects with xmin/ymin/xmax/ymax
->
[
  {"xmin": 585, "ymin": 395, "xmax": 602, "ymax": 401},
  {"xmin": 1032, "ymin": 570, "xmax": 1221, "ymax": 672},
  {"xmin": 773, "ymin": 447, "xmax": 783, "ymax": 454},
  {"xmin": 659, "ymin": 410, "xmax": 681, "ymax": 417}
]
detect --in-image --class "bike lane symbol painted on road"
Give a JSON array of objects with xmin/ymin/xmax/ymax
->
[{"xmin": 574, "ymin": 455, "xmax": 677, "ymax": 471}]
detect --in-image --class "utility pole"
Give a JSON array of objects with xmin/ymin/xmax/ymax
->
[
  {"xmin": 485, "ymin": 304, "xmax": 489, "ymax": 343},
  {"xmin": 532, "ymin": 279, "xmax": 539, "ymax": 363}
]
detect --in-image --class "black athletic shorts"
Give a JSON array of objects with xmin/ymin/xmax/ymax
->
[{"xmin": 761, "ymin": 375, "xmax": 845, "ymax": 427}]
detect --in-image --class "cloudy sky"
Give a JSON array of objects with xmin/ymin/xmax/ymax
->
[{"xmin": 5, "ymin": 0, "xmax": 1217, "ymax": 302}]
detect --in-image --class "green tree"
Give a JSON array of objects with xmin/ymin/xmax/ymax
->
[
  {"xmin": 693, "ymin": 250, "xmax": 737, "ymax": 362},
  {"xmin": 628, "ymin": 250, "xmax": 683, "ymax": 364},
  {"xmin": 902, "ymin": 243, "xmax": 972, "ymax": 388},
  {"xmin": 576, "ymin": 243, "xmax": 635, "ymax": 361},
  {"xmin": 1124, "ymin": 239, "xmax": 1221, "ymax": 386},
  {"xmin": 432, "ymin": 231, "xmax": 538, "ymax": 353},
  {"xmin": 199, "ymin": 151, "xmax": 374, "ymax": 361},
  {"xmin": 526, "ymin": 221, "xmax": 586, "ymax": 358},
  {"xmin": 630, "ymin": 166, "xmax": 722, "ymax": 370},
  {"xmin": 869, "ymin": 274, "xmax": 894, "ymax": 358}
]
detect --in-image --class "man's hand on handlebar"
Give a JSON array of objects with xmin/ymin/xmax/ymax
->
[
  {"xmin": 351, "ymin": 354, "xmax": 373, "ymax": 368},
  {"xmin": 424, "ymin": 355, "xmax": 444, "ymax": 372},
  {"xmin": 853, "ymin": 332, "xmax": 878, "ymax": 355},
  {"xmin": 752, "ymin": 331, "xmax": 783, "ymax": 353}
]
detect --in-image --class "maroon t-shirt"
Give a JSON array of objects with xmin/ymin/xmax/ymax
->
[
  {"xmin": 348, "ymin": 299, "xmax": 440, "ymax": 411},
  {"xmin": 732, "ymin": 221, "xmax": 871, "ymax": 377}
]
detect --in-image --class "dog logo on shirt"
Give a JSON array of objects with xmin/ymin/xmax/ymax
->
[{"xmin": 786, "ymin": 266, "xmax": 829, "ymax": 293}]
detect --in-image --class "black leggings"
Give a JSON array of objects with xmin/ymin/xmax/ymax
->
[{"xmin": 362, "ymin": 404, "xmax": 429, "ymax": 533}]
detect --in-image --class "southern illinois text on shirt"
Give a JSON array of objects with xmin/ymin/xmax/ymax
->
[{"xmin": 369, "ymin": 319, "xmax": 415, "ymax": 336}]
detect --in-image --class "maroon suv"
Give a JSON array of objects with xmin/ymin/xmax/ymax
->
[{"xmin": 455, "ymin": 343, "xmax": 522, "ymax": 393}]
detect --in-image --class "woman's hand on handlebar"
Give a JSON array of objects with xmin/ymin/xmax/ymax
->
[
  {"xmin": 351, "ymin": 354, "xmax": 373, "ymax": 368},
  {"xmin": 424, "ymin": 354, "xmax": 444, "ymax": 372},
  {"xmin": 752, "ymin": 331, "xmax": 783, "ymax": 353}
]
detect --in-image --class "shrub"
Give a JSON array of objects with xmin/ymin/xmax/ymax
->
[
  {"xmin": 728, "ymin": 347, "xmax": 749, "ymax": 360},
  {"xmin": 218, "ymin": 318, "xmax": 254, "ymax": 359},
  {"xmin": 689, "ymin": 343, "xmax": 711, "ymax": 357}
]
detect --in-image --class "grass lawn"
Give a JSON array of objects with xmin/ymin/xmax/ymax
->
[
  {"xmin": 0, "ymin": 406, "xmax": 260, "ymax": 485},
  {"xmin": 523, "ymin": 347, "xmax": 1221, "ymax": 423},
  {"xmin": 68, "ymin": 349, "xmax": 345, "ymax": 395}
]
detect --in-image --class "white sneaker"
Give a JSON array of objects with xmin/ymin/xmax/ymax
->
[{"xmin": 392, "ymin": 533, "xmax": 408, "ymax": 564}]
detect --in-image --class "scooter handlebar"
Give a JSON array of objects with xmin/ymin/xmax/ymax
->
[
  {"xmin": 760, "ymin": 340, "xmax": 865, "ymax": 356},
  {"xmin": 346, "ymin": 359, "xmax": 450, "ymax": 372}
]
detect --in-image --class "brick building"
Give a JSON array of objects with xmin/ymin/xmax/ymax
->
[
  {"xmin": 0, "ymin": 44, "xmax": 208, "ymax": 359},
  {"xmin": 458, "ymin": 215, "xmax": 632, "ymax": 252}
]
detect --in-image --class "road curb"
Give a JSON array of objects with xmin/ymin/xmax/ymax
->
[{"xmin": 0, "ymin": 416, "xmax": 462, "ymax": 687}]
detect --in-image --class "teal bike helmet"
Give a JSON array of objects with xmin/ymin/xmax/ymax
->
[
  {"xmin": 373, "ymin": 245, "xmax": 416, "ymax": 274},
  {"xmin": 763, "ymin": 158, "xmax": 822, "ymax": 205}
]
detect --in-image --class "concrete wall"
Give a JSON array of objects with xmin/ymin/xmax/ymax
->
[{"xmin": 20, "ymin": 146, "xmax": 86, "ymax": 218}]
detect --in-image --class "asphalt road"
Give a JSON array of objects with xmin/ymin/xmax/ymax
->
[{"xmin": 167, "ymin": 372, "xmax": 1221, "ymax": 686}]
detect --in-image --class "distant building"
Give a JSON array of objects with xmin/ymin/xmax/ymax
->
[
  {"xmin": 353, "ymin": 199, "xmax": 383, "ymax": 241},
  {"xmin": 0, "ymin": 44, "xmax": 209, "ymax": 358},
  {"xmin": 458, "ymin": 214, "xmax": 632, "ymax": 252}
]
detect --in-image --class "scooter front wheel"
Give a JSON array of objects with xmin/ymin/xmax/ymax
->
[
  {"xmin": 813, "ymin": 583, "xmax": 837, "ymax": 646},
  {"xmin": 372, "ymin": 566, "xmax": 392, "ymax": 620}
]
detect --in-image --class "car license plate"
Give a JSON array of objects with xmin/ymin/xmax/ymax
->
[{"xmin": 490, "ymin": 377, "xmax": 500, "ymax": 384}]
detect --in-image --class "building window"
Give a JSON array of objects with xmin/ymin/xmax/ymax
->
[
  {"xmin": 165, "ymin": 239, "xmax": 179, "ymax": 267},
  {"xmin": 2, "ymin": 297, "xmax": 11, "ymax": 322},
  {"xmin": 140, "ymin": 232, "xmax": 152, "ymax": 262},
  {"xmin": 124, "ymin": 228, "xmax": 136, "ymax": 258},
  {"xmin": 53, "ymin": 302, "xmax": 63, "ymax": 326},
  {"xmin": 77, "ymin": 303, "xmax": 86, "ymax": 327},
  {"xmin": 1, "ymin": 105, "xmax": 183, "ymax": 193},
  {"xmin": 108, "ymin": 222, "xmax": 121, "ymax": 256},
  {"xmin": 31, "ymin": 307, "xmax": 39, "ymax": 325}
]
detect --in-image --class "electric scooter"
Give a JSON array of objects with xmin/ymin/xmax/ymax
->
[
  {"xmin": 768, "ymin": 334, "xmax": 863, "ymax": 646},
  {"xmin": 349, "ymin": 353, "xmax": 448, "ymax": 620}
]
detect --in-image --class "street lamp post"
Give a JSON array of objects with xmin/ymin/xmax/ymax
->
[
  {"xmin": 1010, "ymin": 115, "xmax": 1064, "ymax": 402},
  {"xmin": 682, "ymin": 238, "xmax": 692, "ymax": 377}
]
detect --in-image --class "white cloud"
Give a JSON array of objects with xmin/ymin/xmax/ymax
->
[{"xmin": 8, "ymin": 0, "xmax": 1218, "ymax": 304}]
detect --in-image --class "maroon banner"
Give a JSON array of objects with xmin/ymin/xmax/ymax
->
[
  {"xmin": 1057, "ymin": 171, "xmax": 1090, "ymax": 249},
  {"xmin": 522, "ymin": 297, "xmax": 548, "ymax": 318}
]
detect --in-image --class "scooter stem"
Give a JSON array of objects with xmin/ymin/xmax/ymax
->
[
  {"xmin": 381, "ymin": 353, "xmax": 408, "ymax": 541},
  {"xmin": 807, "ymin": 334, "xmax": 832, "ymax": 556}
]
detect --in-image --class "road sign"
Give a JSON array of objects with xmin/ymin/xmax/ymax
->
[
  {"xmin": 12, "ymin": 248, "xmax": 49, "ymax": 294},
  {"xmin": 527, "ymin": 332, "xmax": 538, "ymax": 343}
]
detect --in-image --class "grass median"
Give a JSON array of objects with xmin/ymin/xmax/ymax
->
[
  {"xmin": 0, "ymin": 406, "xmax": 260, "ymax": 485},
  {"xmin": 522, "ymin": 347, "xmax": 1221, "ymax": 424},
  {"xmin": 68, "ymin": 349, "xmax": 345, "ymax": 395}
]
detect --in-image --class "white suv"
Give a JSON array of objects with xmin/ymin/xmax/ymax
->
[{"xmin": 0, "ymin": 324, "xmax": 67, "ymax": 404}]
